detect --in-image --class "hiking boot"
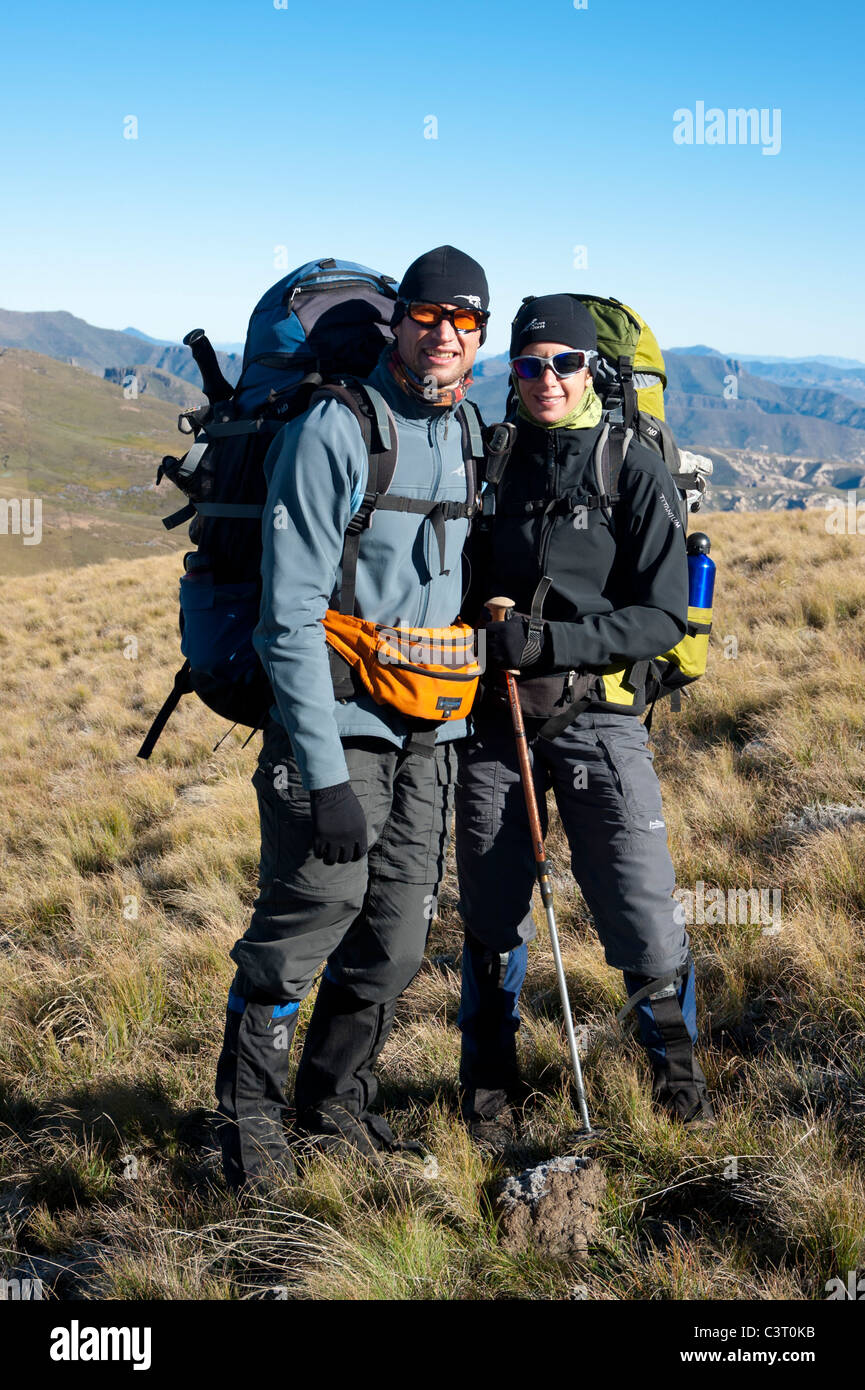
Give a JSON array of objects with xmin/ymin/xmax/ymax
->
[
  {"xmin": 652, "ymin": 1069, "xmax": 716, "ymax": 1127},
  {"xmin": 468, "ymin": 1105, "xmax": 519, "ymax": 1157},
  {"xmin": 461, "ymin": 1080, "xmax": 522, "ymax": 1156},
  {"xmin": 237, "ymin": 1145, "xmax": 298, "ymax": 1195},
  {"xmin": 298, "ymin": 1106, "xmax": 427, "ymax": 1162},
  {"xmin": 213, "ymin": 1113, "xmax": 298, "ymax": 1191},
  {"xmin": 294, "ymin": 977, "xmax": 397, "ymax": 1130}
]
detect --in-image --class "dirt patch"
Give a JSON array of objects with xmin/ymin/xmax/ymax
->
[{"xmin": 493, "ymin": 1155, "xmax": 606, "ymax": 1261}]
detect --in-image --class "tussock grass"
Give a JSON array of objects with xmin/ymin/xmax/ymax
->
[{"xmin": 1, "ymin": 512, "xmax": 864, "ymax": 1299}]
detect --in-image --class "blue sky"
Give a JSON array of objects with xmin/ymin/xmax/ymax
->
[{"xmin": 1, "ymin": 0, "xmax": 862, "ymax": 358}]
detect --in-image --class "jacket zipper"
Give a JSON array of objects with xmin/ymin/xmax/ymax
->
[{"xmin": 538, "ymin": 431, "xmax": 558, "ymax": 580}]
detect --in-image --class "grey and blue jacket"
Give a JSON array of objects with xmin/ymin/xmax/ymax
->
[{"xmin": 253, "ymin": 356, "xmax": 475, "ymax": 790}]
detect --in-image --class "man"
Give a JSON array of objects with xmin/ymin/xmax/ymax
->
[
  {"xmin": 214, "ymin": 245, "xmax": 490, "ymax": 1188},
  {"xmin": 456, "ymin": 294, "xmax": 714, "ymax": 1147}
]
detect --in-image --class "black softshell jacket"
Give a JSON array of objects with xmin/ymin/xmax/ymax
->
[{"xmin": 475, "ymin": 417, "xmax": 688, "ymax": 713}]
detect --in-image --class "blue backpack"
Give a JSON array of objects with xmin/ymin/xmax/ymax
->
[
  {"xmin": 137, "ymin": 259, "xmax": 398, "ymax": 759},
  {"xmin": 137, "ymin": 258, "xmax": 484, "ymax": 760}
]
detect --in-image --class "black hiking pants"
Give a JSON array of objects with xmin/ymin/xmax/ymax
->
[
  {"xmin": 215, "ymin": 716, "xmax": 456, "ymax": 1179},
  {"xmin": 455, "ymin": 709, "xmax": 693, "ymax": 1117}
]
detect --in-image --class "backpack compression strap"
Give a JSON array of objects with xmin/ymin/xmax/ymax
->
[
  {"xmin": 160, "ymin": 416, "xmax": 283, "ymax": 531},
  {"xmin": 137, "ymin": 660, "xmax": 193, "ymax": 759},
  {"xmin": 521, "ymin": 575, "xmax": 593, "ymax": 742}
]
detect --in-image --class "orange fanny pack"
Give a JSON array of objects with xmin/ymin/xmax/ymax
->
[{"xmin": 323, "ymin": 610, "xmax": 481, "ymax": 722}]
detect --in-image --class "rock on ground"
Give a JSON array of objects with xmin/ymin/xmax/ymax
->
[
  {"xmin": 782, "ymin": 802, "xmax": 865, "ymax": 843},
  {"xmin": 493, "ymin": 1155, "xmax": 605, "ymax": 1261}
]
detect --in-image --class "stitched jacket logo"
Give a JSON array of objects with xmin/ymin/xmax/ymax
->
[{"xmin": 658, "ymin": 489, "xmax": 682, "ymax": 528}]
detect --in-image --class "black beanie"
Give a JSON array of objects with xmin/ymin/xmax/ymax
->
[
  {"xmin": 397, "ymin": 245, "xmax": 490, "ymax": 315},
  {"xmin": 510, "ymin": 295, "xmax": 597, "ymax": 359}
]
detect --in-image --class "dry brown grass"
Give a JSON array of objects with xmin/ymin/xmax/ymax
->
[{"xmin": 1, "ymin": 511, "xmax": 864, "ymax": 1300}]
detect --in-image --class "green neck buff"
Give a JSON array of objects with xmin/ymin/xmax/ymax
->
[{"xmin": 517, "ymin": 379, "xmax": 603, "ymax": 430}]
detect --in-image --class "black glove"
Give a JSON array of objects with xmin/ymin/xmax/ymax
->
[
  {"xmin": 484, "ymin": 615, "xmax": 552, "ymax": 673},
  {"xmin": 310, "ymin": 782, "xmax": 368, "ymax": 865}
]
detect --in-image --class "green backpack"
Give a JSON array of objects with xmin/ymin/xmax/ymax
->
[
  {"xmin": 574, "ymin": 295, "xmax": 713, "ymax": 716},
  {"xmin": 575, "ymin": 293, "xmax": 711, "ymax": 523},
  {"xmin": 507, "ymin": 293, "xmax": 712, "ymax": 524}
]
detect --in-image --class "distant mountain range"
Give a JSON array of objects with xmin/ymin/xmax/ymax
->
[
  {"xmin": 121, "ymin": 326, "xmax": 177, "ymax": 347},
  {"xmin": 3, "ymin": 306, "xmax": 865, "ymax": 512},
  {"xmin": 471, "ymin": 349, "xmax": 865, "ymax": 427},
  {"xmin": 669, "ymin": 346, "xmax": 865, "ymax": 371},
  {"xmin": 471, "ymin": 345, "xmax": 865, "ymax": 511},
  {"xmin": 0, "ymin": 309, "xmax": 242, "ymax": 397}
]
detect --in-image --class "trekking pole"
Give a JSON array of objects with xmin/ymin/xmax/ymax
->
[{"xmin": 484, "ymin": 597, "xmax": 594, "ymax": 1136}]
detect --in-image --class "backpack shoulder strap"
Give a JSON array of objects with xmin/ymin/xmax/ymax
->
[
  {"xmin": 353, "ymin": 395, "xmax": 480, "ymax": 582},
  {"xmin": 313, "ymin": 384, "xmax": 480, "ymax": 611},
  {"xmin": 618, "ymin": 355, "xmax": 638, "ymax": 432},
  {"xmin": 594, "ymin": 421, "xmax": 633, "ymax": 534},
  {"xmin": 312, "ymin": 379, "xmax": 399, "ymax": 503},
  {"xmin": 311, "ymin": 379, "xmax": 399, "ymax": 616},
  {"xmin": 482, "ymin": 421, "xmax": 517, "ymax": 489},
  {"xmin": 455, "ymin": 399, "xmax": 484, "ymax": 506}
]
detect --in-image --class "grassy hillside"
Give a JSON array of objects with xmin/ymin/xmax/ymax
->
[
  {"xmin": 0, "ymin": 349, "xmax": 189, "ymax": 577},
  {"xmin": 1, "ymin": 512, "xmax": 864, "ymax": 1300}
]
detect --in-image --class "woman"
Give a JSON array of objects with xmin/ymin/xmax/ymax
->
[{"xmin": 456, "ymin": 293, "xmax": 713, "ymax": 1143}]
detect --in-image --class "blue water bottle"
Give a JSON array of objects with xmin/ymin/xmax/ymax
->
[{"xmin": 686, "ymin": 532, "xmax": 715, "ymax": 610}]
